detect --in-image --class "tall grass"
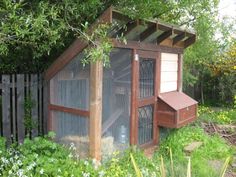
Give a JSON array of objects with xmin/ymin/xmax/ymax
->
[{"xmin": 130, "ymin": 151, "xmax": 230, "ymax": 177}]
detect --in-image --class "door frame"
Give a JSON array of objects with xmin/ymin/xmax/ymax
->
[{"xmin": 130, "ymin": 49, "xmax": 161, "ymax": 148}]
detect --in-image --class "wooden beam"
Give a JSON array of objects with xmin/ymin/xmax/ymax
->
[
  {"xmin": 184, "ymin": 35, "xmax": 196, "ymax": 48},
  {"xmin": 44, "ymin": 39, "xmax": 87, "ymax": 81},
  {"xmin": 111, "ymin": 38, "xmax": 184, "ymax": 53},
  {"xmin": 140, "ymin": 23, "xmax": 157, "ymax": 41},
  {"xmin": 89, "ymin": 61, "xmax": 103, "ymax": 161},
  {"xmin": 113, "ymin": 20, "xmax": 140, "ymax": 37},
  {"xmin": 112, "ymin": 10, "xmax": 131, "ymax": 22},
  {"xmin": 48, "ymin": 104, "xmax": 90, "ymax": 117},
  {"xmin": 173, "ymin": 32, "xmax": 186, "ymax": 45},
  {"xmin": 156, "ymin": 30, "xmax": 173, "ymax": 44}
]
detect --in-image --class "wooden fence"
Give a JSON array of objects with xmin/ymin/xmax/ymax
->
[{"xmin": 0, "ymin": 74, "xmax": 48, "ymax": 144}]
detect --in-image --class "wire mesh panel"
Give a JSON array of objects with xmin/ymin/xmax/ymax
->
[
  {"xmin": 138, "ymin": 105, "xmax": 154, "ymax": 145},
  {"xmin": 139, "ymin": 58, "xmax": 155, "ymax": 98},
  {"xmin": 102, "ymin": 48, "xmax": 132, "ymax": 159},
  {"xmin": 50, "ymin": 52, "xmax": 90, "ymax": 110},
  {"xmin": 51, "ymin": 111, "xmax": 89, "ymax": 158}
]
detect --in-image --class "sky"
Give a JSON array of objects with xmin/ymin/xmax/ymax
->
[
  {"xmin": 218, "ymin": 0, "xmax": 236, "ymax": 38},
  {"xmin": 218, "ymin": 0, "xmax": 236, "ymax": 19}
]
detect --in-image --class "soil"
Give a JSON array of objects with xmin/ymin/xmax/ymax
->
[
  {"xmin": 201, "ymin": 122, "xmax": 236, "ymax": 176},
  {"xmin": 201, "ymin": 122, "xmax": 236, "ymax": 146}
]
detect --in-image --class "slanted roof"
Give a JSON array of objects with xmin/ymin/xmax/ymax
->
[
  {"xmin": 158, "ymin": 91, "xmax": 198, "ymax": 110},
  {"xmin": 109, "ymin": 8, "xmax": 196, "ymax": 48},
  {"xmin": 45, "ymin": 6, "xmax": 196, "ymax": 81}
]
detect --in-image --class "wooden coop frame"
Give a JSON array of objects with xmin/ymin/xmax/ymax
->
[{"xmin": 45, "ymin": 7, "xmax": 197, "ymax": 160}]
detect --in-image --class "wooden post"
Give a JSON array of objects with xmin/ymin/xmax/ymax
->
[
  {"xmin": 177, "ymin": 54, "xmax": 183, "ymax": 92},
  {"xmin": 130, "ymin": 49, "xmax": 139, "ymax": 145},
  {"xmin": 89, "ymin": 61, "xmax": 103, "ymax": 161}
]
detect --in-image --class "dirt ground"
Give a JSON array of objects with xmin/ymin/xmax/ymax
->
[{"xmin": 201, "ymin": 122, "xmax": 236, "ymax": 176}]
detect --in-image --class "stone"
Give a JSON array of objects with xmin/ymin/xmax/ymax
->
[{"xmin": 184, "ymin": 141, "xmax": 203, "ymax": 154}]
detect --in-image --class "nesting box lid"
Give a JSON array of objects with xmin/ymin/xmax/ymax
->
[{"xmin": 158, "ymin": 91, "xmax": 198, "ymax": 110}]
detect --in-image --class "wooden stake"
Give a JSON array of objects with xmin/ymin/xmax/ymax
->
[{"xmin": 89, "ymin": 61, "xmax": 103, "ymax": 161}]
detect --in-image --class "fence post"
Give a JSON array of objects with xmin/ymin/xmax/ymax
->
[{"xmin": 2, "ymin": 75, "xmax": 11, "ymax": 144}]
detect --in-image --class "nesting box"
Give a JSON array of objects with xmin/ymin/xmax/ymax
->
[
  {"xmin": 44, "ymin": 7, "xmax": 198, "ymax": 160},
  {"xmin": 157, "ymin": 92, "xmax": 198, "ymax": 128}
]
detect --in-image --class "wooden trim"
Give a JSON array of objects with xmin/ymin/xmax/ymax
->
[
  {"xmin": 138, "ymin": 97, "xmax": 155, "ymax": 107},
  {"xmin": 136, "ymin": 50, "xmax": 159, "ymax": 58},
  {"xmin": 156, "ymin": 52, "xmax": 161, "ymax": 95},
  {"xmin": 48, "ymin": 104, "xmax": 90, "ymax": 117},
  {"xmin": 89, "ymin": 61, "xmax": 103, "ymax": 161},
  {"xmin": 112, "ymin": 39, "xmax": 184, "ymax": 53},
  {"xmin": 177, "ymin": 54, "xmax": 183, "ymax": 92},
  {"xmin": 44, "ymin": 7, "xmax": 113, "ymax": 81},
  {"xmin": 44, "ymin": 38, "xmax": 88, "ymax": 81},
  {"xmin": 130, "ymin": 49, "xmax": 139, "ymax": 145},
  {"xmin": 136, "ymin": 50, "xmax": 159, "ymax": 146}
]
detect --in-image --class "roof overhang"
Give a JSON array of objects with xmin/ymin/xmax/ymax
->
[{"xmin": 44, "ymin": 6, "xmax": 196, "ymax": 81}]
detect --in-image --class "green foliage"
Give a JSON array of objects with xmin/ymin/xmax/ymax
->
[
  {"xmin": 156, "ymin": 126, "xmax": 234, "ymax": 177},
  {"xmin": 0, "ymin": 121, "xmax": 234, "ymax": 177},
  {"xmin": 24, "ymin": 95, "xmax": 37, "ymax": 135},
  {"xmin": 80, "ymin": 23, "xmax": 113, "ymax": 67},
  {"xmin": 198, "ymin": 105, "xmax": 236, "ymax": 124}
]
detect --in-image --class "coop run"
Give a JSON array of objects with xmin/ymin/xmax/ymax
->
[{"xmin": 45, "ymin": 7, "xmax": 198, "ymax": 160}]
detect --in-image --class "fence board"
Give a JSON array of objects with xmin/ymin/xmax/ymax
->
[
  {"xmin": 12, "ymin": 75, "xmax": 16, "ymax": 141},
  {"xmin": 1, "ymin": 74, "xmax": 46, "ymax": 143},
  {"xmin": 43, "ymin": 79, "xmax": 48, "ymax": 134},
  {"xmin": 31, "ymin": 74, "xmax": 38, "ymax": 137},
  {"xmin": 17, "ymin": 74, "xmax": 25, "ymax": 143},
  {"xmin": 2, "ymin": 75, "xmax": 11, "ymax": 144}
]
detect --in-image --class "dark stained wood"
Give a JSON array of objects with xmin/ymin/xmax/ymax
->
[
  {"xmin": 140, "ymin": 23, "xmax": 157, "ymax": 41},
  {"xmin": 156, "ymin": 21, "xmax": 172, "ymax": 32},
  {"xmin": 184, "ymin": 35, "xmax": 196, "ymax": 48},
  {"xmin": 130, "ymin": 49, "xmax": 139, "ymax": 145},
  {"xmin": 44, "ymin": 39, "xmax": 87, "ymax": 81},
  {"xmin": 111, "ymin": 38, "xmax": 184, "ymax": 53},
  {"xmin": 112, "ymin": 9, "xmax": 131, "ymax": 22},
  {"xmin": 114, "ymin": 20, "xmax": 140, "ymax": 37},
  {"xmin": 48, "ymin": 104, "xmax": 89, "ymax": 117},
  {"xmin": 173, "ymin": 32, "xmax": 186, "ymax": 45},
  {"xmin": 157, "ymin": 30, "xmax": 173, "ymax": 44}
]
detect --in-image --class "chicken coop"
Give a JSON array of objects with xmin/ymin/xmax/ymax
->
[{"xmin": 45, "ymin": 7, "xmax": 198, "ymax": 160}]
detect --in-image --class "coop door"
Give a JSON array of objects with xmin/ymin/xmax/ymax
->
[{"xmin": 135, "ymin": 50, "xmax": 159, "ymax": 146}]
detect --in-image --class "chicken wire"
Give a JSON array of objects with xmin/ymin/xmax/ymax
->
[{"xmin": 102, "ymin": 48, "xmax": 132, "ymax": 159}]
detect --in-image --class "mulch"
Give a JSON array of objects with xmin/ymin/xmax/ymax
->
[{"xmin": 201, "ymin": 122, "xmax": 236, "ymax": 146}]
